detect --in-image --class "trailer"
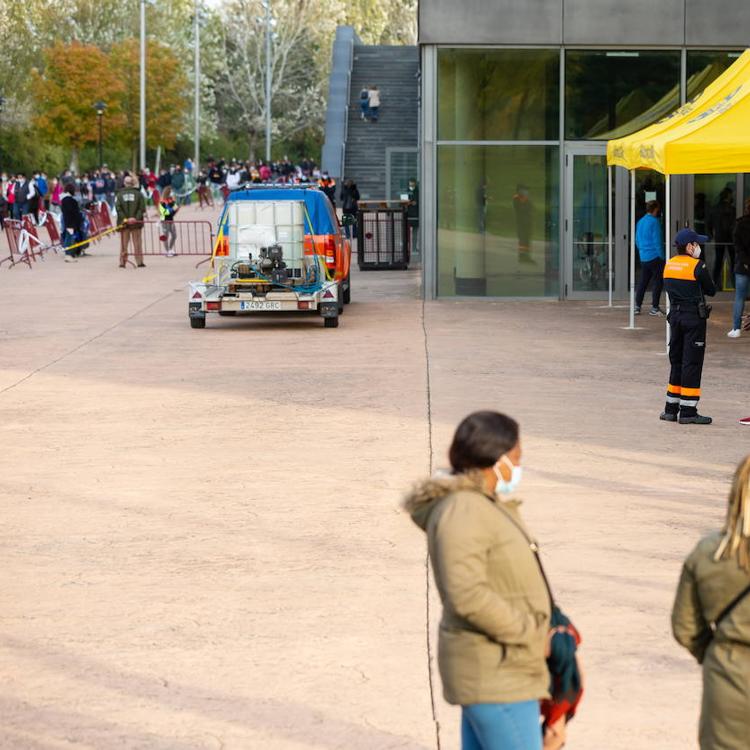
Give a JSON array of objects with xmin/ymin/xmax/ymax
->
[{"xmin": 188, "ymin": 187, "xmax": 351, "ymax": 329}]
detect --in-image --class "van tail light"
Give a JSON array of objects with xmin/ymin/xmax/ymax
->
[
  {"xmin": 297, "ymin": 301, "xmax": 310, "ymax": 310},
  {"xmin": 324, "ymin": 236, "xmax": 336, "ymax": 265},
  {"xmin": 206, "ymin": 301, "xmax": 221, "ymax": 311}
]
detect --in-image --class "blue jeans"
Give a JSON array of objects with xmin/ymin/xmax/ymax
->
[
  {"xmin": 461, "ymin": 701, "xmax": 542, "ymax": 750},
  {"xmin": 733, "ymin": 273, "xmax": 749, "ymax": 330}
]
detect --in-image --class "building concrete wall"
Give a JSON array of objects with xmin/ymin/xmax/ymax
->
[
  {"xmin": 419, "ymin": 0, "xmax": 563, "ymax": 45},
  {"xmin": 685, "ymin": 0, "xmax": 750, "ymax": 47},
  {"xmin": 563, "ymin": 0, "xmax": 684, "ymax": 46},
  {"xmin": 419, "ymin": 0, "xmax": 750, "ymax": 46}
]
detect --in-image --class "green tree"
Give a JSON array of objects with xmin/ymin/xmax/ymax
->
[
  {"xmin": 218, "ymin": 0, "xmax": 340, "ymax": 160},
  {"xmin": 342, "ymin": 0, "xmax": 417, "ymax": 44},
  {"xmin": 111, "ymin": 38, "xmax": 190, "ymax": 167}
]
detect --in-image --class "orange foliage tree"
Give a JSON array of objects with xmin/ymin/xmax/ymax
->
[
  {"xmin": 32, "ymin": 41, "xmax": 126, "ymax": 171},
  {"xmin": 110, "ymin": 38, "xmax": 189, "ymax": 166}
]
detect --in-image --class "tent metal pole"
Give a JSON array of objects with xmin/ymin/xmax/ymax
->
[
  {"xmin": 665, "ymin": 174, "xmax": 671, "ymax": 353},
  {"xmin": 608, "ymin": 165, "xmax": 613, "ymax": 307},
  {"xmin": 628, "ymin": 170, "xmax": 636, "ymax": 329}
]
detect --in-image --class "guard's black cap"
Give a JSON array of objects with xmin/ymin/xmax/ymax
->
[{"xmin": 674, "ymin": 228, "xmax": 708, "ymax": 247}]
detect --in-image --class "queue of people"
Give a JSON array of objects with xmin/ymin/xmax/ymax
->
[
  {"xmin": 0, "ymin": 156, "xmax": 329, "ymax": 230},
  {"xmin": 406, "ymin": 410, "xmax": 749, "ymax": 750}
]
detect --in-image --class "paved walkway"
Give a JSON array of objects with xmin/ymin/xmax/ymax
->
[{"xmin": 1, "ymin": 210, "xmax": 747, "ymax": 748}]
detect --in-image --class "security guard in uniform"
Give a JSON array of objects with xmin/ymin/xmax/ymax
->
[{"xmin": 660, "ymin": 228, "xmax": 716, "ymax": 425}]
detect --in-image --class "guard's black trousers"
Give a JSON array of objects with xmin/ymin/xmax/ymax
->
[{"xmin": 665, "ymin": 310, "xmax": 706, "ymax": 417}]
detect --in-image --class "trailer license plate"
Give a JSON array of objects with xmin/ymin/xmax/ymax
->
[{"xmin": 240, "ymin": 300, "xmax": 281, "ymax": 311}]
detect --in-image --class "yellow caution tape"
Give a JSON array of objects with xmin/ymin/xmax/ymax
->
[{"xmin": 61, "ymin": 223, "xmax": 126, "ymax": 253}]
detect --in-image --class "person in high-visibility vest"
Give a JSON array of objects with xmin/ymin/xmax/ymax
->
[{"xmin": 661, "ymin": 228, "xmax": 716, "ymax": 425}]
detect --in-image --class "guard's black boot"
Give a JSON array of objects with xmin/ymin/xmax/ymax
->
[
  {"xmin": 679, "ymin": 414, "xmax": 712, "ymax": 425},
  {"xmin": 660, "ymin": 412, "xmax": 678, "ymax": 422}
]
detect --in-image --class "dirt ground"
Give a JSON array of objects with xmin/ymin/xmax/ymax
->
[{"xmin": 1, "ymin": 205, "xmax": 747, "ymax": 749}]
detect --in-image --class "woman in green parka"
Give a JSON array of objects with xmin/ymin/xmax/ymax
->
[
  {"xmin": 404, "ymin": 411, "xmax": 564, "ymax": 750},
  {"xmin": 672, "ymin": 455, "xmax": 750, "ymax": 750}
]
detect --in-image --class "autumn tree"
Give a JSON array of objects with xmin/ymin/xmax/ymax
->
[
  {"xmin": 111, "ymin": 38, "xmax": 189, "ymax": 167},
  {"xmin": 32, "ymin": 42, "xmax": 126, "ymax": 172}
]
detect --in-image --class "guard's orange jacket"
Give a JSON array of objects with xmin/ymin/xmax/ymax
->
[{"xmin": 663, "ymin": 253, "xmax": 716, "ymax": 305}]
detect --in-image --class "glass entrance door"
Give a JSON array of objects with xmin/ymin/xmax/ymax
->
[{"xmin": 564, "ymin": 145, "xmax": 610, "ymax": 298}]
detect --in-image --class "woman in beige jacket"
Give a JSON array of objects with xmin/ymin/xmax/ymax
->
[
  {"xmin": 672, "ymin": 455, "xmax": 750, "ymax": 750},
  {"xmin": 405, "ymin": 411, "xmax": 554, "ymax": 750}
]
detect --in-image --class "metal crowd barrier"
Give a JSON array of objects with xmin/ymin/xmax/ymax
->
[
  {"xmin": 356, "ymin": 201, "xmax": 410, "ymax": 270},
  {"xmin": 1, "ymin": 220, "xmax": 28, "ymax": 268},
  {"xmin": 140, "ymin": 220, "xmax": 215, "ymax": 262}
]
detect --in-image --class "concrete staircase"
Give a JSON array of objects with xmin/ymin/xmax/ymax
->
[{"xmin": 344, "ymin": 45, "xmax": 419, "ymax": 200}]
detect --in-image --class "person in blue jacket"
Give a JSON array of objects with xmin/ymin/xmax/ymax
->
[{"xmin": 635, "ymin": 200, "xmax": 666, "ymax": 315}]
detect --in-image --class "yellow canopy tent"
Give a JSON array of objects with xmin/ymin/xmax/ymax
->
[{"xmin": 605, "ymin": 49, "xmax": 750, "ymax": 327}]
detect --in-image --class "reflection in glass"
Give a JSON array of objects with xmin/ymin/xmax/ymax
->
[
  {"xmin": 695, "ymin": 174, "xmax": 737, "ymax": 290},
  {"xmin": 687, "ymin": 51, "xmax": 744, "ymax": 100},
  {"xmin": 437, "ymin": 146, "xmax": 559, "ymax": 297},
  {"xmin": 571, "ymin": 155, "xmax": 609, "ymax": 293},
  {"xmin": 438, "ymin": 49, "xmax": 560, "ymax": 141},
  {"xmin": 565, "ymin": 50, "xmax": 681, "ymax": 140}
]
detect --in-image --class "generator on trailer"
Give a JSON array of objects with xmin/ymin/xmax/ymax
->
[{"xmin": 188, "ymin": 187, "xmax": 351, "ymax": 329}]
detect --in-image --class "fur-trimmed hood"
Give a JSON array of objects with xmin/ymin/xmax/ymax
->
[{"xmin": 404, "ymin": 471, "xmax": 482, "ymax": 530}]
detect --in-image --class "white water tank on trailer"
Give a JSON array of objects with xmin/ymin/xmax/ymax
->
[{"xmin": 227, "ymin": 201, "xmax": 305, "ymax": 263}]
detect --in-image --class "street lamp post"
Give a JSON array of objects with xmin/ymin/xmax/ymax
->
[
  {"xmin": 264, "ymin": 0, "xmax": 272, "ymax": 163},
  {"xmin": 194, "ymin": 0, "xmax": 201, "ymax": 169},
  {"xmin": 0, "ymin": 95, "xmax": 4, "ymax": 156},
  {"xmin": 140, "ymin": 0, "xmax": 147, "ymax": 171},
  {"xmin": 94, "ymin": 101, "xmax": 106, "ymax": 169}
]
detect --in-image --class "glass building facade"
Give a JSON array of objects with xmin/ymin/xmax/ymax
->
[{"xmin": 423, "ymin": 39, "xmax": 745, "ymax": 299}]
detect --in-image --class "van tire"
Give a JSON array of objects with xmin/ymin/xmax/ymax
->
[
  {"xmin": 343, "ymin": 276, "xmax": 351, "ymax": 304},
  {"xmin": 324, "ymin": 316, "xmax": 339, "ymax": 328},
  {"xmin": 190, "ymin": 316, "xmax": 206, "ymax": 329}
]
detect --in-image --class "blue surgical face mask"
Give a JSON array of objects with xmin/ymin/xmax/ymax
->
[{"xmin": 494, "ymin": 455, "xmax": 523, "ymax": 496}]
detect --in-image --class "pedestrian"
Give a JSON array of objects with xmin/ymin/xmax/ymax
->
[
  {"xmin": 36, "ymin": 171, "xmax": 49, "ymax": 210},
  {"xmin": 170, "ymin": 166, "xmax": 185, "ymax": 205},
  {"xmin": 50, "ymin": 178, "xmax": 63, "ymax": 215},
  {"xmin": 368, "ymin": 85, "xmax": 381, "ymax": 121},
  {"xmin": 115, "ymin": 174, "xmax": 146, "ymax": 268},
  {"xmin": 403, "ymin": 411, "xmax": 577, "ymax": 750},
  {"xmin": 0, "ymin": 174, "xmax": 8, "ymax": 230},
  {"xmin": 92, "ymin": 170, "xmax": 106, "ymax": 204},
  {"xmin": 158, "ymin": 185, "xmax": 179, "ymax": 257},
  {"xmin": 60, "ymin": 182, "xmax": 85, "ymax": 262},
  {"xmin": 634, "ymin": 200, "xmax": 666, "ymax": 315},
  {"xmin": 226, "ymin": 166, "xmax": 241, "ymax": 192},
  {"xmin": 359, "ymin": 86, "xmax": 370, "ymax": 120},
  {"xmin": 13, "ymin": 173, "xmax": 31, "ymax": 220},
  {"xmin": 708, "ymin": 187, "xmax": 736, "ymax": 290},
  {"xmin": 660, "ymin": 228, "xmax": 716, "ymax": 425},
  {"xmin": 196, "ymin": 171, "xmax": 212, "ymax": 208},
  {"xmin": 340, "ymin": 179, "xmax": 360, "ymax": 239},
  {"xmin": 672, "ymin": 454, "xmax": 750, "ymax": 750},
  {"xmin": 320, "ymin": 174, "xmax": 336, "ymax": 207},
  {"xmin": 407, "ymin": 178, "xmax": 419, "ymax": 252},
  {"xmin": 727, "ymin": 198, "xmax": 750, "ymax": 339},
  {"xmin": 5, "ymin": 176, "xmax": 15, "ymax": 221},
  {"xmin": 104, "ymin": 169, "xmax": 116, "ymax": 209},
  {"xmin": 208, "ymin": 161, "xmax": 224, "ymax": 202}
]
